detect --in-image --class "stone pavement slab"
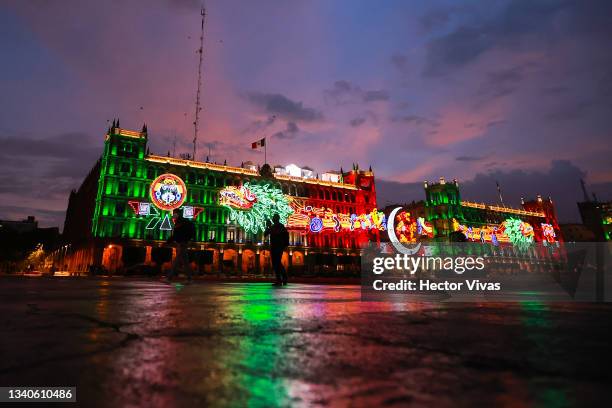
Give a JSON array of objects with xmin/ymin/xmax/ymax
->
[{"xmin": 1, "ymin": 277, "xmax": 611, "ymax": 407}]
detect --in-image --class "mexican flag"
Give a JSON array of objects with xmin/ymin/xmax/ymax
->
[{"xmin": 251, "ymin": 138, "xmax": 266, "ymax": 149}]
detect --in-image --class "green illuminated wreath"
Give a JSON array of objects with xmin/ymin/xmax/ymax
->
[
  {"xmin": 220, "ymin": 182, "xmax": 293, "ymax": 234},
  {"xmin": 504, "ymin": 217, "xmax": 534, "ymax": 250}
]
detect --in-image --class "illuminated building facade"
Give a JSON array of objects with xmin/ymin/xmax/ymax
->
[
  {"xmin": 63, "ymin": 124, "xmax": 383, "ymax": 274},
  {"xmin": 578, "ymin": 200, "xmax": 611, "ymax": 242},
  {"xmin": 384, "ymin": 177, "xmax": 563, "ymax": 248}
]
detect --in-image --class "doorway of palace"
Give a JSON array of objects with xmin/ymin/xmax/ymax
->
[{"xmin": 241, "ymin": 249, "xmax": 256, "ymax": 274}]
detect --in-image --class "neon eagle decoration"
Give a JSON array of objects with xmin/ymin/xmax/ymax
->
[
  {"xmin": 219, "ymin": 183, "xmax": 293, "ymax": 234},
  {"xmin": 503, "ymin": 217, "xmax": 534, "ymax": 249}
]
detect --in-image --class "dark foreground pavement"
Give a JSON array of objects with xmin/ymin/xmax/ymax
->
[{"xmin": 1, "ymin": 277, "xmax": 611, "ymax": 407}]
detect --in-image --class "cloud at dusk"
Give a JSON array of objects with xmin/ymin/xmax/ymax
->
[{"xmin": 0, "ymin": 0, "xmax": 611, "ymax": 228}]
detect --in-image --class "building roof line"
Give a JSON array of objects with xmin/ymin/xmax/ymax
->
[
  {"xmin": 146, "ymin": 155, "xmax": 259, "ymax": 176},
  {"xmin": 145, "ymin": 155, "xmax": 359, "ymax": 189},
  {"xmin": 461, "ymin": 200, "xmax": 545, "ymax": 217}
]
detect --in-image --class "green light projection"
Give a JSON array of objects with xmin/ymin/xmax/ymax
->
[
  {"xmin": 219, "ymin": 183, "xmax": 294, "ymax": 234},
  {"xmin": 504, "ymin": 217, "xmax": 534, "ymax": 250}
]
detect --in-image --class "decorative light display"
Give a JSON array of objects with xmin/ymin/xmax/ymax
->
[
  {"xmin": 150, "ymin": 173, "xmax": 187, "ymax": 210},
  {"xmin": 137, "ymin": 202, "xmax": 150, "ymax": 216},
  {"xmin": 309, "ymin": 217, "xmax": 323, "ymax": 233},
  {"xmin": 128, "ymin": 200, "xmax": 203, "ymax": 230},
  {"xmin": 219, "ymin": 185, "xmax": 385, "ymax": 235},
  {"xmin": 182, "ymin": 206, "xmax": 195, "ymax": 219},
  {"xmin": 129, "ymin": 201, "xmax": 157, "ymax": 217},
  {"xmin": 386, "ymin": 207, "xmax": 422, "ymax": 255},
  {"xmin": 502, "ymin": 218, "xmax": 534, "ymax": 249},
  {"xmin": 416, "ymin": 217, "xmax": 433, "ymax": 237},
  {"xmin": 219, "ymin": 185, "xmax": 257, "ymax": 209},
  {"xmin": 286, "ymin": 199, "xmax": 386, "ymax": 233},
  {"xmin": 453, "ymin": 218, "xmax": 535, "ymax": 248},
  {"xmin": 146, "ymin": 216, "xmax": 161, "ymax": 230},
  {"xmin": 159, "ymin": 214, "xmax": 173, "ymax": 231},
  {"xmin": 393, "ymin": 211, "xmax": 434, "ymax": 243},
  {"xmin": 452, "ymin": 218, "xmax": 508, "ymax": 245},
  {"xmin": 541, "ymin": 223, "xmax": 558, "ymax": 247},
  {"xmin": 219, "ymin": 182, "xmax": 293, "ymax": 234}
]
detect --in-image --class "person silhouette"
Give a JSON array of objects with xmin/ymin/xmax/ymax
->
[
  {"xmin": 265, "ymin": 214, "xmax": 289, "ymax": 286},
  {"xmin": 166, "ymin": 209, "xmax": 195, "ymax": 283}
]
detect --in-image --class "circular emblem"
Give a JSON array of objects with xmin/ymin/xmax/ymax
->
[
  {"xmin": 150, "ymin": 173, "xmax": 187, "ymax": 210},
  {"xmin": 309, "ymin": 217, "xmax": 323, "ymax": 233}
]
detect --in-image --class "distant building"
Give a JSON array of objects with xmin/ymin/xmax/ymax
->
[
  {"xmin": 577, "ymin": 179, "xmax": 611, "ymax": 241},
  {"xmin": 0, "ymin": 216, "xmax": 60, "ymax": 273},
  {"xmin": 322, "ymin": 171, "xmax": 342, "ymax": 183},
  {"xmin": 560, "ymin": 223, "xmax": 596, "ymax": 242},
  {"xmin": 383, "ymin": 177, "xmax": 563, "ymax": 247},
  {"xmin": 242, "ymin": 161, "xmax": 258, "ymax": 172},
  {"xmin": 0, "ymin": 215, "xmax": 38, "ymax": 234},
  {"xmin": 578, "ymin": 201, "xmax": 611, "ymax": 241}
]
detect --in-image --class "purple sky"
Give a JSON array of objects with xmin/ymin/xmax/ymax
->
[{"xmin": 1, "ymin": 0, "xmax": 611, "ymax": 228}]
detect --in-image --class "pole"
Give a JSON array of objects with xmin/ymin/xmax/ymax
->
[
  {"xmin": 496, "ymin": 181, "xmax": 504, "ymax": 205},
  {"xmin": 193, "ymin": 7, "xmax": 206, "ymax": 161},
  {"xmin": 264, "ymin": 140, "xmax": 267, "ymax": 165}
]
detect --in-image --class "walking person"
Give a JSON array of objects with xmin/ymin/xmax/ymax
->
[
  {"xmin": 264, "ymin": 214, "xmax": 289, "ymax": 286},
  {"xmin": 166, "ymin": 209, "xmax": 196, "ymax": 283}
]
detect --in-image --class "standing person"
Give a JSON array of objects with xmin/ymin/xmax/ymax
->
[
  {"xmin": 166, "ymin": 209, "xmax": 196, "ymax": 283},
  {"xmin": 264, "ymin": 214, "xmax": 289, "ymax": 286}
]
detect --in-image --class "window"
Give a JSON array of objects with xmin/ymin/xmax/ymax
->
[
  {"xmin": 118, "ymin": 182, "xmax": 128, "ymax": 195},
  {"xmin": 120, "ymin": 162, "xmax": 130, "ymax": 174},
  {"xmin": 115, "ymin": 202, "xmax": 125, "ymax": 216},
  {"xmin": 208, "ymin": 229, "xmax": 216, "ymax": 241}
]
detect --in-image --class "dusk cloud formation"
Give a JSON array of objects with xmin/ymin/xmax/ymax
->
[
  {"xmin": 0, "ymin": 0, "xmax": 610, "ymax": 227},
  {"xmin": 324, "ymin": 80, "xmax": 389, "ymax": 106},
  {"xmin": 246, "ymin": 92, "xmax": 323, "ymax": 123}
]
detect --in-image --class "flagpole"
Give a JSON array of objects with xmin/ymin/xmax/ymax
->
[
  {"xmin": 496, "ymin": 181, "xmax": 504, "ymax": 205},
  {"xmin": 264, "ymin": 138, "xmax": 267, "ymax": 164}
]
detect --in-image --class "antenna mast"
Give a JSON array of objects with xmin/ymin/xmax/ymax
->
[{"xmin": 193, "ymin": 7, "xmax": 206, "ymax": 161}]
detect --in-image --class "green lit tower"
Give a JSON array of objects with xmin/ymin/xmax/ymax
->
[
  {"xmin": 92, "ymin": 121, "xmax": 149, "ymax": 239},
  {"xmin": 424, "ymin": 177, "xmax": 462, "ymax": 237}
]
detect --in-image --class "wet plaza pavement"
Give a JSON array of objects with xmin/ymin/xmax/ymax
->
[{"xmin": 1, "ymin": 277, "xmax": 611, "ymax": 407}]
